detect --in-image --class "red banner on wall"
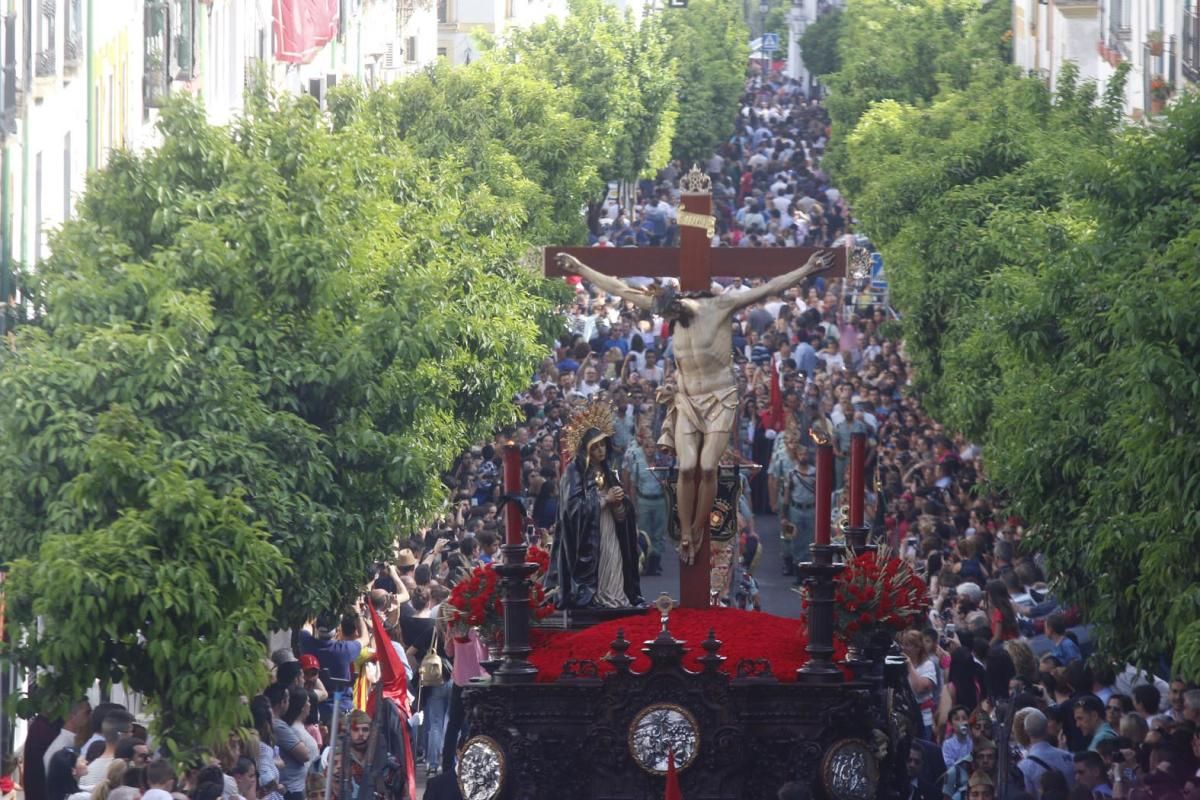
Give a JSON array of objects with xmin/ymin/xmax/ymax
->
[{"xmin": 273, "ymin": 0, "xmax": 340, "ymax": 64}]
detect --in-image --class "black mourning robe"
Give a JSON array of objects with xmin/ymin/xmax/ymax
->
[{"xmin": 548, "ymin": 429, "xmax": 644, "ymax": 609}]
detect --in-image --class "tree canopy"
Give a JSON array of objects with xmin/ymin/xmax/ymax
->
[
  {"xmin": 493, "ymin": 0, "xmax": 679, "ymax": 182},
  {"xmin": 822, "ymin": 0, "xmax": 1010, "ymax": 175},
  {"xmin": 328, "ymin": 60, "xmax": 603, "ymax": 244},
  {"xmin": 799, "ymin": 8, "xmax": 843, "ymax": 78},
  {"xmin": 663, "ymin": 0, "xmax": 748, "ymax": 166},
  {"xmin": 827, "ymin": 0, "xmax": 1200, "ymax": 676},
  {"xmin": 0, "ymin": 89, "xmax": 565, "ymax": 744}
]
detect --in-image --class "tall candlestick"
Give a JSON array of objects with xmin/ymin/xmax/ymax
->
[
  {"xmin": 815, "ymin": 443, "xmax": 833, "ymax": 546},
  {"xmin": 849, "ymin": 431, "xmax": 866, "ymax": 529},
  {"xmin": 502, "ymin": 443, "xmax": 523, "ymax": 546}
]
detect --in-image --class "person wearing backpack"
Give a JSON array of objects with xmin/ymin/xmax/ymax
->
[
  {"xmin": 414, "ymin": 615, "xmax": 452, "ymax": 778},
  {"xmin": 1018, "ymin": 709, "xmax": 1075, "ymax": 797}
]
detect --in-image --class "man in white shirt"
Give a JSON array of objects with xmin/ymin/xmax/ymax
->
[
  {"xmin": 80, "ymin": 710, "xmax": 135, "ymax": 791},
  {"xmin": 43, "ymin": 699, "xmax": 91, "ymax": 771},
  {"xmin": 574, "ymin": 365, "xmax": 603, "ymax": 399},
  {"xmin": 639, "ymin": 351, "xmax": 664, "ymax": 385}
]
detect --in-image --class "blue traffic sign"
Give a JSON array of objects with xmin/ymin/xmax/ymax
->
[{"xmin": 761, "ymin": 32, "xmax": 780, "ymax": 51}]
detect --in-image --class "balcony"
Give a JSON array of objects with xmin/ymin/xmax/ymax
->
[{"xmin": 1185, "ymin": 6, "xmax": 1200, "ymax": 82}]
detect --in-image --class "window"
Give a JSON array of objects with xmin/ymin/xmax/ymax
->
[
  {"xmin": 170, "ymin": 0, "xmax": 197, "ymax": 80},
  {"xmin": 35, "ymin": 0, "xmax": 55, "ymax": 78},
  {"xmin": 1108, "ymin": 0, "xmax": 1130, "ymax": 39},
  {"xmin": 2, "ymin": 13, "xmax": 17, "ymax": 134},
  {"xmin": 64, "ymin": 0, "xmax": 82, "ymax": 71},
  {"xmin": 406, "ymin": 36, "xmax": 417, "ymax": 63},
  {"xmin": 437, "ymin": 47, "xmax": 447, "ymax": 58},
  {"xmin": 437, "ymin": 0, "xmax": 449, "ymax": 23},
  {"xmin": 144, "ymin": 1, "xmax": 169, "ymax": 107}
]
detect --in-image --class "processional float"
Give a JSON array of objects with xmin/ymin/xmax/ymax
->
[{"xmin": 453, "ymin": 169, "xmax": 916, "ymax": 799}]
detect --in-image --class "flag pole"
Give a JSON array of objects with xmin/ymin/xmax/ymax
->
[{"xmin": 322, "ymin": 689, "xmax": 344, "ymax": 800}]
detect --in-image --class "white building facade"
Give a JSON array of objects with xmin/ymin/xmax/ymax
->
[
  {"xmin": 1012, "ymin": 0, "xmax": 1198, "ymax": 117},
  {"xmin": 436, "ymin": 0, "xmax": 568, "ymax": 63}
]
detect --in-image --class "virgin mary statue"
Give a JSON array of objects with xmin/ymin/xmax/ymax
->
[{"xmin": 549, "ymin": 416, "xmax": 644, "ymax": 610}]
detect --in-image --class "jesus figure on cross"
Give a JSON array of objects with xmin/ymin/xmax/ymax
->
[{"xmin": 556, "ymin": 249, "xmax": 832, "ymax": 565}]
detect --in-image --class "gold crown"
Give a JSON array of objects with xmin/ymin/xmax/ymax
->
[
  {"xmin": 680, "ymin": 164, "xmax": 712, "ymax": 194},
  {"xmin": 561, "ymin": 401, "xmax": 616, "ymax": 462}
]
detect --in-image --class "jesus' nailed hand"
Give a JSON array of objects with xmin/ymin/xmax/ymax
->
[{"xmin": 555, "ymin": 249, "xmax": 832, "ymax": 565}]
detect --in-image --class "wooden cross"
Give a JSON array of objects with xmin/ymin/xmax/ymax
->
[{"xmin": 544, "ymin": 168, "xmax": 846, "ymax": 609}]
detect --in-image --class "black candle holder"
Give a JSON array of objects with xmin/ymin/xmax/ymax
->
[
  {"xmin": 796, "ymin": 543, "xmax": 845, "ymax": 684},
  {"xmin": 494, "ymin": 542, "xmax": 539, "ymax": 684},
  {"xmin": 843, "ymin": 525, "xmax": 876, "ymax": 558}
]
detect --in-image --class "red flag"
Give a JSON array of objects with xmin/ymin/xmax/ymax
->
[
  {"xmin": 366, "ymin": 599, "xmax": 409, "ymax": 714},
  {"xmin": 768, "ymin": 356, "xmax": 785, "ymax": 431},
  {"xmin": 664, "ymin": 748, "xmax": 682, "ymax": 800},
  {"xmin": 365, "ymin": 599, "xmax": 417, "ymax": 799}
]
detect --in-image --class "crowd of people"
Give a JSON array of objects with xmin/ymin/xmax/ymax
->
[{"xmin": 8, "ymin": 67, "xmax": 1200, "ymax": 800}]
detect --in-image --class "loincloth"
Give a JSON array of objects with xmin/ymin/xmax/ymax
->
[{"xmin": 658, "ymin": 385, "xmax": 739, "ymax": 453}]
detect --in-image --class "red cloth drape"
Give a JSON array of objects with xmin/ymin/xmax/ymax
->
[
  {"xmin": 273, "ymin": 0, "xmax": 340, "ymax": 64},
  {"xmin": 768, "ymin": 357, "xmax": 784, "ymax": 431}
]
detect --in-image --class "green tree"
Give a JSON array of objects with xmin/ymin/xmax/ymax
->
[
  {"xmin": 979, "ymin": 94, "xmax": 1200, "ymax": 678},
  {"xmin": 800, "ymin": 9, "xmax": 843, "ymax": 77},
  {"xmin": 822, "ymin": 0, "xmax": 1010, "ymax": 174},
  {"xmin": 664, "ymin": 0, "xmax": 749, "ymax": 166},
  {"xmin": 834, "ymin": 7, "xmax": 1200, "ymax": 674},
  {"xmin": 328, "ymin": 60, "xmax": 603, "ymax": 244},
  {"xmin": 0, "ymin": 91, "xmax": 562, "ymax": 745},
  {"xmin": 495, "ymin": 0, "xmax": 679, "ymax": 183}
]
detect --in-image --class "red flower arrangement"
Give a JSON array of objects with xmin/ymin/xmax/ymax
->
[
  {"xmin": 803, "ymin": 548, "xmax": 929, "ymax": 643},
  {"xmin": 447, "ymin": 546, "xmax": 557, "ymax": 641}
]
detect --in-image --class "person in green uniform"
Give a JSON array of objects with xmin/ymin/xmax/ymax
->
[
  {"xmin": 784, "ymin": 444, "xmax": 816, "ymax": 584},
  {"xmin": 833, "ymin": 399, "xmax": 869, "ymax": 491},
  {"xmin": 767, "ymin": 427, "xmax": 799, "ymax": 576},
  {"xmin": 623, "ymin": 422, "xmax": 667, "ymax": 576}
]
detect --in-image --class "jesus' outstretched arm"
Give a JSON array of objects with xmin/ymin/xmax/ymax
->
[
  {"xmin": 724, "ymin": 250, "xmax": 833, "ymax": 312},
  {"xmin": 555, "ymin": 253, "xmax": 655, "ymax": 312}
]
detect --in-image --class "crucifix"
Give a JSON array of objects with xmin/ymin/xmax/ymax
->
[{"xmin": 545, "ymin": 166, "xmax": 845, "ymax": 609}]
